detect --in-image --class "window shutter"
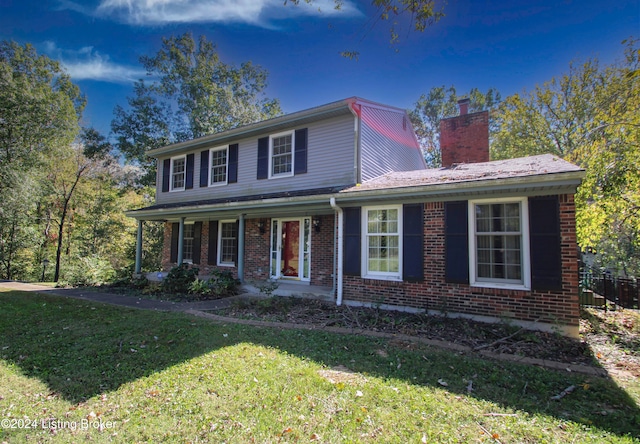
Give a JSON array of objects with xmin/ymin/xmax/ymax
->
[
  {"xmin": 529, "ymin": 196, "xmax": 562, "ymax": 291},
  {"xmin": 185, "ymin": 153, "xmax": 195, "ymax": 189},
  {"xmin": 343, "ymin": 207, "xmax": 361, "ymax": 276},
  {"xmin": 257, "ymin": 137, "xmax": 269, "ymax": 179},
  {"xmin": 208, "ymin": 221, "xmax": 218, "ymax": 265},
  {"xmin": 200, "ymin": 150, "xmax": 209, "ymax": 187},
  {"xmin": 170, "ymin": 222, "xmax": 179, "ymax": 263},
  {"xmin": 294, "ymin": 128, "xmax": 308, "ymax": 174},
  {"xmin": 445, "ymin": 201, "xmax": 469, "ymax": 284},
  {"xmin": 403, "ymin": 203, "xmax": 424, "ymax": 282},
  {"xmin": 193, "ymin": 222, "xmax": 202, "ymax": 265},
  {"xmin": 162, "ymin": 159, "xmax": 170, "ymax": 192},
  {"xmin": 229, "ymin": 144, "xmax": 239, "ymax": 183}
]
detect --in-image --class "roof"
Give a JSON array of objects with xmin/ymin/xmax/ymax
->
[
  {"xmin": 146, "ymin": 97, "xmax": 409, "ymax": 158},
  {"xmin": 342, "ymin": 154, "xmax": 583, "ymax": 193}
]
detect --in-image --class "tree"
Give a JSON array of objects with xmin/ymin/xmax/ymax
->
[
  {"xmin": 112, "ymin": 33, "xmax": 282, "ymax": 186},
  {"xmin": 410, "ymin": 86, "xmax": 501, "ymax": 166},
  {"xmin": 491, "ymin": 39, "xmax": 640, "ymax": 276}
]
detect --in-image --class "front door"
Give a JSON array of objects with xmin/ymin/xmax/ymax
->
[{"xmin": 270, "ymin": 218, "xmax": 311, "ymax": 281}]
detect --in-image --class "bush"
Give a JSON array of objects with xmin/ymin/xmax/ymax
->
[
  {"xmin": 187, "ymin": 269, "xmax": 240, "ymax": 299},
  {"xmin": 58, "ymin": 255, "xmax": 116, "ymax": 287},
  {"xmin": 162, "ymin": 264, "xmax": 199, "ymax": 294}
]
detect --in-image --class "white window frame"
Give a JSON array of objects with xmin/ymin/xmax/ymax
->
[
  {"xmin": 209, "ymin": 146, "xmax": 229, "ymax": 187},
  {"xmin": 217, "ymin": 220, "xmax": 237, "ymax": 267},
  {"xmin": 361, "ymin": 205, "xmax": 403, "ymax": 281},
  {"xmin": 269, "ymin": 131, "xmax": 294, "ymax": 179},
  {"xmin": 170, "ymin": 155, "xmax": 186, "ymax": 192},
  {"xmin": 468, "ymin": 197, "xmax": 531, "ymax": 291},
  {"xmin": 182, "ymin": 222, "xmax": 195, "ymax": 263}
]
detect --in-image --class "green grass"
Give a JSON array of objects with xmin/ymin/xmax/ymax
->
[{"xmin": 0, "ymin": 290, "xmax": 639, "ymax": 443}]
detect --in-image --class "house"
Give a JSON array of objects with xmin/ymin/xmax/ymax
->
[{"xmin": 126, "ymin": 97, "xmax": 585, "ymax": 337}]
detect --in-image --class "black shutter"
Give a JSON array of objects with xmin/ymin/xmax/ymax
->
[
  {"xmin": 257, "ymin": 137, "xmax": 269, "ymax": 179},
  {"xmin": 529, "ymin": 196, "xmax": 562, "ymax": 291},
  {"xmin": 294, "ymin": 128, "xmax": 308, "ymax": 174},
  {"xmin": 403, "ymin": 204, "xmax": 424, "ymax": 282},
  {"xmin": 185, "ymin": 153, "xmax": 194, "ymax": 189},
  {"xmin": 170, "ymin": 222, "xmax": 179, "ymax": 263},
  {"xmin": 208, "ymin": 221, "xmax": 218, "ymax": 266},
  {"xmin": 162, "ymin": 159, "xmax": 171, "ymax": 192},
  {"xmin": 200, "ymin": 150, "xmax": 209, "ymax": 187},
  {"xmin": 229, "ymin": 144, "xmax": 239, "ymax": 183},
  {"xmin": 343, "ymin": 207, "xmax": 361, "ymax": 276},
  {"xmin": 445, "ymin": 201, "xmax": 469, "ymax": 284},
  {"xmin": 193, "ymin": 222, "xmax": 202, "ymax": 265}
]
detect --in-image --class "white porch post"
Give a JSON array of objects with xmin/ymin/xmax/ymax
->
[
  {"xmin": 134, "ymin": 219, "xmax": 143, "ymax": 274},
  {"xmin": 237, "ymin": 214, "xmax": 245, "ymax": 283},
  {"xmin": 177, "ymin": 217, "xmax": 185, "ymax": 265}
]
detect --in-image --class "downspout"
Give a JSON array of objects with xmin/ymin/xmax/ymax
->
[
  {"xmin": 238, "ymin": 214, "xmax": 245, "ymax": 283},
  {"xmin": 330, "ymin": 197, "xmax": 344, "ymax": 306}
]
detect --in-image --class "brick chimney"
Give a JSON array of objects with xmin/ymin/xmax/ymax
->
[{"xmin": 440, "ymin": 99, "xmax": 489, "ymax": 168}]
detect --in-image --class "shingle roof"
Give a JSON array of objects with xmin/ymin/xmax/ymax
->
[{"xmin": 342, "ymin": 154, "xmax": 583, "ymax": 192}]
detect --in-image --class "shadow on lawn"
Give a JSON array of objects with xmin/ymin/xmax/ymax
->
[{"xmin": 1, "ymin": 291, "xmax": 639, "ymax": 438}]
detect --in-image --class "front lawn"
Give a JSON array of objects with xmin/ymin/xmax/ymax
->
[{"xmin": 0, "ymin": 289, "xmax": 638, "ymax": 442}]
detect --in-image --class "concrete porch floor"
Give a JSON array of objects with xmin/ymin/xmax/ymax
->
[{"xmin": 241, "ymin": 281, "xmax": 335, "ymax": 303}]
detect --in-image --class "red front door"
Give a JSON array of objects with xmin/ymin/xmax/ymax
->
[{"xmin": 281, "ymin": 221, "xmax": 300, "ymax": 278}]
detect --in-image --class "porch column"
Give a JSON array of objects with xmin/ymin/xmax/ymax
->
[
  {"xmin": 177, "ymin": 217, "xmax": 185, "ymax": 265},
  {"xmin": 237, "ymin": 214, "xmax": 245, "ymax": 283},
  {"xmin": 134, "ymin": 219, "xmax": 143, "ymax": 274}
]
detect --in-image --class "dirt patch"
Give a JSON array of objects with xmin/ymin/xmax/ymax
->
[{"xmin": 213, "ymin": 297, "xmax": 598, "ymax": 365}]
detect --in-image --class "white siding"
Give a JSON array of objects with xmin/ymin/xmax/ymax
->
[
  {"xmin": 156, "ymin": 115, "xmax": 356, "ymax": 205},
  {"xmin": 359, "ymin": 104, "xmax": 425, "ymax": 182}
]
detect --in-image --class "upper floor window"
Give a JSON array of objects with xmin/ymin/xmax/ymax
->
[
  {"xmin": 469, "ymin": 198, "xmax": 530, "ymax": 289},
  {"xmin": 210, "ymin": 146, "xmax": 228, "ymax": 186},
  {"xmin": 270, "ymin": 132, "xmax": 293, "ymax": 178},
  {"xmin": 362, "ymin": 205, "xmax": 402, "ymax": 280},
  {"xmin": 170, "ymin": 156, "xmax": 186, "ymax": 191}
]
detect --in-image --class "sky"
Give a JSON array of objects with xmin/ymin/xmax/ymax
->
[{"xmin": 0, "ymin": 0, "xmax": 638, "ymax": 137}]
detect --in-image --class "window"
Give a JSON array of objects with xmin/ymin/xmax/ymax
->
[
  {"xmin": 469, "ymin": 198, "xmax": 530, "ymax": 289},
  {"xmin": 183, "ymin": 223, "xmax": 195, "ymax": 262},
  {"xmin": 362, "ymin": 206, "xmax": 402, "ymax": 280},
  {"xmin": 270, "ymin": 132, "xmax": 293, "ymax": 178},
  {"xmin": 218, "ymin": 221, "xmax": 237, "ymax": 266},
  {"xmin": 170, "ymin": 156, "xmax": 186, "ymax": 191},
  {"xmin": 210, "ymin": 146, "xmax": 228, "ymax": 186}
]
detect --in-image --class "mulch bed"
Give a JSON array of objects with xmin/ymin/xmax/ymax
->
[{"xmin": 213, "ymin": 296, "xmax": 595, "ymax": 366}]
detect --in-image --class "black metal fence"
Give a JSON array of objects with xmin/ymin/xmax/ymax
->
[{"xmin": 580, "ymin": 264, "xmax": 639, "ymax": 309}]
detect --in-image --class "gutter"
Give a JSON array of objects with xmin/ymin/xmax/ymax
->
[{"xmin": 330, "ymin": 197, "xmax": 344, "ymax": 306}]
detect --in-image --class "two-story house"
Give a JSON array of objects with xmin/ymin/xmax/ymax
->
[{"xmin": 127, "ymin": 97, "xmax": 585, "ymax": 337}]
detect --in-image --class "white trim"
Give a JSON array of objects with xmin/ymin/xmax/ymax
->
[
  {"xmin": 182, "ymin": 221, "xmax": 195, "ymax": 263},
  {"xmin": 361, "ymin": 204, "xmax": 403, "ymax": 281},
  {"xmin": 169, "ymin": 155, "xmax": 186, "ymax": 192},
  {"xmin": 269, "ymin": 217, "xmax": 311, "ymax": 282},
  {"xmin": 268, "ymin": 130, "xmax": 295, "ymax": 179},
  {"xmin": 217, "ymin": 220, "xmax": 237, "ymax": 267},
  {"xmin": 468, "ymin": 197, "xmax": 531, "ymax": 291},
  {"xmin": 209, "ymin": 145, "xmax": 229, "ymax": 187}
]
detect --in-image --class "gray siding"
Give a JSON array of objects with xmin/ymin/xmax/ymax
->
[
  {"xmin": 359, "ymin": 104, "xmax": 426, "ymax": 182},
  {"xmin": 156, "ymin": 115, "xmax": 356, "ymax": 205}
]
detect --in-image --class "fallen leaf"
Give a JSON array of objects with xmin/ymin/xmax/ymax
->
[
  {"xmin": 438, "ymin": 379, "xmax": 448, "ymax": 387},
  {"xmin": 355, "ymin": 390, "xmax": 363, "ymax": 397},
  {"xmin": 310, "ymin": 433, "xmax": 320, "ymax": 440}
]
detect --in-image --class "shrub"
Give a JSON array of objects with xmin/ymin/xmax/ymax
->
[
  {"xmin": 58, "ymin": 255, "xmax": 116, "ymax": 287},
  {"xmin": 187, "ymin": 270, "xmax": 240, "ymax": 299},
  {"xmin": 162, "ymin": 264, "xmax": 199, "ymax": 294}
]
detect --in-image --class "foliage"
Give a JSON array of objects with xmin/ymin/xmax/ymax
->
[
  {"xmin": 188, "ymin": 270, "xmax": 240, "ymax": 299},
  {"xmin": 111, "ymin": 33, "xmax": 282, "ymax": 186},
  {"xmin": 410, "ymin": 86, "xmax": 501, "ymax": 166},
  {"xmin": 162, "ymin": 264, "xmax": 199, "ymax": 294},
  {"xmin": 57, "ymin": 254, "xmax": 117, "ymax": 287},
  {"xmin": 492, "ymin": 39, "xmax": 639, "ymax": 276},
  {"xmin": 1, "ymin": 290, "xmax": 639, "ymax": 442}
]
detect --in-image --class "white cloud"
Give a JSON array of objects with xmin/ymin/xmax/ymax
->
[
  {"xmin": 44, "ymin": 42, "xmax": 146, "ymax": 83},
  {"xmin": 93, "ymin": 0, "xmax": 361, "ymax": 26}
]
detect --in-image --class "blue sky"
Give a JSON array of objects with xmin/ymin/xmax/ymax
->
[{"xmin": 1, "ymin": 0, "xmax": 638, "ymax": 136}]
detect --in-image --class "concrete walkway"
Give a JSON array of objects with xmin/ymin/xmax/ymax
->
[{"xmin": 0, "ymin": 281, "xmax": 243, "ymax": 311}]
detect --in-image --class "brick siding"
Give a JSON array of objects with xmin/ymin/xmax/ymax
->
[{"xmin": 440, "ymin": 111, "xmax": 490, "ymax": 167}]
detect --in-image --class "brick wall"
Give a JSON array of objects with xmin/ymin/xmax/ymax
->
[
  {"xmin": 343, "ymin": 195, "xmax": 580, "ymax": 332},
  {"xmin": 440, "ymin": 110, "xmax": 489, "ymax": 167}
]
